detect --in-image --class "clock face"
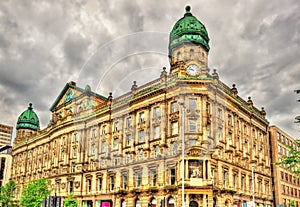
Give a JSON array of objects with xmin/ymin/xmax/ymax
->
[{"xmin": 187, "ymin": 64, "xmax": 200, "ymax": 76}]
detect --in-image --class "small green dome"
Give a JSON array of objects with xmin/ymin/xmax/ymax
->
[
  {"xmin": 169, "ymin": 6, "xmax": 210, "ymax": 54},
  {"xmin": 16, "ymin": 103, "xmax": 40, "ymax": 131}
]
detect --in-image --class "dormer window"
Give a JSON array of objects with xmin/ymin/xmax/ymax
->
[
  {"xmin": 177, "ymin": 52, "xmax": 181, "ymax": 60},
  {"xmin": 190, "ymin": 49, "xmax": 194, "ymax": 58}
]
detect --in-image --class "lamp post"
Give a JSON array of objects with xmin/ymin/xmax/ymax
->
[
  {"xmin": 178, "ymin": 100, "xmax": 185, "ymax": 207},
  {"xmin": 251, "ymin": 164, "xmax": 256, "ymax": 207}
]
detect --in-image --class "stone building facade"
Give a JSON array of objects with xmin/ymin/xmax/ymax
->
[
  {"xmin": 12, "ymin": 6, "xmax": 274, "ymax": 207},
  {"xmin": 269, "ymin": 126, "xmax": 300, "ymax": 207}
]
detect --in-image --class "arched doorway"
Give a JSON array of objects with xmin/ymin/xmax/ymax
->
[
  {"xmin": 189, "ymin": 201, "xmax": 198, "ymax": 207},
  {"xmin": 168, "ymin": 197, "xmax": 175, "ymax": 207},
  {"xmin": 135, "ymin": 199, "xmax": 141, "ymax": 207},
  {"xmin": 150, "ymin": 198, "xmax": 157, "ymax": 207},
  {"xmin": 121, "ymin": 199, "xmax": 126, "ymax": 207}
]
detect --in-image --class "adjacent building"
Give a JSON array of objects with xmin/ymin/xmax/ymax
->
[
  {"xmin": 0, "ymin": 123, "xmax": 13, "ymax": 187},
  {"xmin": 0, "ymin": 123, "xmax": 13, "ymax": 147},
  {"xmin": 11, "ymin": 6, "xmax": 292, "ymax": 207},
  {"xmin": 269, "ymin": 126, "xmax": 300, "ymax": 207}
]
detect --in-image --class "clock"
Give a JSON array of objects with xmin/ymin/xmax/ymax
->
[{"xmin": 187, "ymin": 64, "xmax": 200, "ymax": 76}]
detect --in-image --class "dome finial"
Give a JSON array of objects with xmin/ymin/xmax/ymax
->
[
  {"xmin": 28, "ymin": 103, "xmax": 33, "ymax": 110},
  {"xmin": 185, "ymin": 5, "xmax": 191, "ymax": 13}
]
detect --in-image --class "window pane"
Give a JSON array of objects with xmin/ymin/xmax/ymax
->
[{"xmin": 189, "ymin": 99, "xmax": 197, "ymax": 110}]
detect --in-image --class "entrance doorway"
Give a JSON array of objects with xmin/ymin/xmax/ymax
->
[{"xmin": 189, "ymin": 201, "xmax": 198, "ymax": 207}]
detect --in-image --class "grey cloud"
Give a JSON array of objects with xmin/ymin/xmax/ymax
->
[{"xmin": 0, "ymin": 0, "xmax": 299, "ymax": 139}]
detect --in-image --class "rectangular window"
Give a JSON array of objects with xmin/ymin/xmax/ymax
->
[
  {"xmin": 151, "ymin": 169, "xmax": 157, "ymax": 186},
  {"xmin": 139, "ymin": 112, "xmax": 145, "ymax": 123},
  {"xmin": 72, "ymin": 163, "xmax": 76, "ymax": 172},
  {"xmin": 153, "ymin": 107, "xmax": 161, "ymax": 118},
  {"xmin": 138, "ymin": 130, "xmax": 145, "ymax": 143},
  {"xmin": 154, "ymin": 126, "xmax": 160, "ymax": 139},
  {"xmin": 188, "ymin": 119, "xmax": 197, "ymax": 132},
  {"xmin": 170, "ymin": 168, "xmax": 176, "ymax": 185},
  {"xmin": 127, "ymin": 117, "xmax": 132, "ymax": 128},
  {"xmin": 241, "ymin": 176, "xmax": 245, "ymax": 192},
  {"xmin": 171, "ymin": 102, "xmax": 178, "ymax": 113},
  {"xmin": 110, "ymin": 176, "xmax": 115, "ymax": 191},
  {"xmin": 122, "ymin": 174, "xmax": 128, "ymax": 189},
  {"xmin": 87, "ymin": 179, "xmax": 92, "ymax": 193},
  {"xmin": 91, "ymin": 143, "xmax": 96, "ymax": 155},
  {"xmin": 101, "ymin": 141, "xmax": 107, "ymax": 153},
  {"xmin": 114, "ymin": 121, "xmax": 119, "ymax": 131},
  {"xmin": 223, "ymin": 171, "xmax": 227, "ymax": 187},
  {"xmin": 125, "ymin": 152, "xmax": 130, "ymax": 163},
  {"xmin": 102, "ymin": 125, "xmax": 107, "ymax": 134},
  {"xmin": 92, "ymin": 129, "xmax": 97, "ymax": 138},
  {"xmin": 74, "ymin": 133, "xmax": 79, "ymax": 142},
  {"xmin": 113, "ymin": 138, "xmax": 119, "ymax": 149},
  {"xmin": 189, "ymin": 98, "xmax": 197, "ymax": 110},
  {"xmin": 68, "ymin": 181, "xmax": 73, "ymax": 193},
  {"xmin": 206, "ymin": 102, "xmax": 210, "ymax": 114},
  {"xmin": 73, "ymin": 148, "xmax": 77, "ymax": 157},
  {"xmin": 188, "ymin": 139, "xmax": 197, "ymax": 147},
  {"xmin": 217, "ymin": 127, "xmax": 223, "ymax": 141},
  {"xmin": 233, "ymin": 174, "xmax": 237, "ymax": 190},
  {"xmin": 228, "ymin": 114, "xmax": 232, "ymax": 125},
  {"xmin": 126, "ymin": 134, "xmax": 131, "ymax": 146},
  {"xmin": 217, "ymin": 108, "xmax": 223, "ymax": 119},
  {"xmin": 277, "ymin": 132, "xmax": 280, "ymax": 140},
  {"xmin": 136, "ymin": 172, "xmax": 142, "ymax": 187},
  {"xmin": 171, "ymin": 122, "xmax": 178, "ymax": 135},
  {"xmin": 98, "ymin": 177, "xmax": 102, "ymax": 192},
  {"xmin": 207, "ymin": 124, "xmax": 211, "ymax": 137}
]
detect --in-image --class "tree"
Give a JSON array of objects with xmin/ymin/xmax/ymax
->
[
  {"xmin": 276, "ymin": 140, "xmax": 300, "ymax": 178},
  {"xmin": 19, "ymin": 178, "xmax": 51, "ymax": 207},
  {"xmin": 63, "ymin": 194, "xmax": 78, "ymax": 207},
  {"xmin": 0, "ymin": 180, "xmax": 17, "ymax": 207}
]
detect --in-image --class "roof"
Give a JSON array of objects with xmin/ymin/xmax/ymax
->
[
  {"xmin": 16, "ymin": 103, "xmax": 40, "ymax": 131},
  {"xmin": 169, "ymin": 5, "xmax": 210, "ymax": 54}
]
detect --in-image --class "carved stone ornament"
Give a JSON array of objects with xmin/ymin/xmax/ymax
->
[
  {"xmin": 75, "ymin": 181, "xmax": 80, "ymax": 188},
  {"xmin": 61, "ymin": 183, "xmax": 66, "ymax": 189}
]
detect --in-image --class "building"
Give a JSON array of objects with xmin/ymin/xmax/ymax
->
[
  {"xmin": 0, "ymin": 123, "xmax": 13, "ymax": 187},
  {"xmin": 0, "ymin": 123, "xmax": 13, "ymax": 147},
  {"xmin": 0, "ymin": 147, "xmax": 13, "ymax": 187},
  {"xmin": 12, "ymin": 6, "xmax": 273, "ymax": 207},
  {"xmin": 269, "ymin": 126, "xmax": 300, "ymax": 207}
]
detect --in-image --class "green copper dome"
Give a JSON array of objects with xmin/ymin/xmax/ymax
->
[
  {"xmin": 169, "ymin": 6, "xmax": 210, "ymax": 54},
  {"xmin": 16, "ymin": 103, "xmax": 40, "ymax": 131}
]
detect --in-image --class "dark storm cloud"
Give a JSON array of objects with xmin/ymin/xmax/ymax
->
[{"xmin": 0, "ymin": 0, "xmax": 299, "ymax": 138}]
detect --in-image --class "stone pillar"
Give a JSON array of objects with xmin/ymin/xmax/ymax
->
[
  {"xmin": 185, "ymin": 160, "xmax": 189, "ymax": 179},
  {"xmin": 203, "ymin": 160, "xmax": 206, "ymax": 180},
  {"xmin": 203, "ymin": 194, "xmax": 207, "ymax": 207},
  {"xmin": 186, "ymin": 193, "xmax": 189, "ymax": 207}
]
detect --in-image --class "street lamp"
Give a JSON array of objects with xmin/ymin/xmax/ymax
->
[
  {"xmin": 251, "ymin": 164, "xmax": 256, "ymax": 207},
  {"xmin": 178, "ymin": 99, "xmax": 185, "ymax": 207}
]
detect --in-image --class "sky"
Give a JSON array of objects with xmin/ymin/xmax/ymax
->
[{"xmin": 0, "ymin": 0, "xmax": 300, "ymax": 139}]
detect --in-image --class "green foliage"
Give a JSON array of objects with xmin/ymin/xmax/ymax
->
[
  {"xmin": 0, "ymin": 180, "xmax": 17, "ymax": 207},
  {"xmin": 19, "ymin": 178, "xmax": 51, "ymax": 207},
  {"xmin": 64, "ymin": 194, "xmax": 78, "ymax": 207},
  {"xmin": 276, "ymin": 140, "xmax": 300, "ymax": 178}
]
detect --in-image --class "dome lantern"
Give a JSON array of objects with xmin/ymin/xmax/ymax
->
[{"xmin": 16, "ymin": 103, "xmax": 40, "ymax": 131}]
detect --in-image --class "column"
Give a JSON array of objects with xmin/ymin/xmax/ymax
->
[{"xmin": 185, "ymin": 160, "xmax": 189, "ymax": 179}]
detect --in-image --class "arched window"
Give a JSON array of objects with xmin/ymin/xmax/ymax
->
[
  {"xmin": 190, "ymin": 49, "xmax": 194, "ymax": 58},
  {"xmin": 177, "ymin": 52, "xmax": 181, "ymax": 60},
  {"xmin": 121, "ymin": 199, "xmax": 126, "ymax": 207},
  {"xmin": 150, "ymin": 198, "xmax": 157, "ymax": 207},
  {"xmin": 189, "ymin": 201, "xmax": 198, "ymax": 207},
  {"xmin": 135, "ymin": 199, "xmax": 141, "ymax": 207},
  {"xmin": 168, "ymin": 197, "xmax": 175, "ymax": 207}
]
